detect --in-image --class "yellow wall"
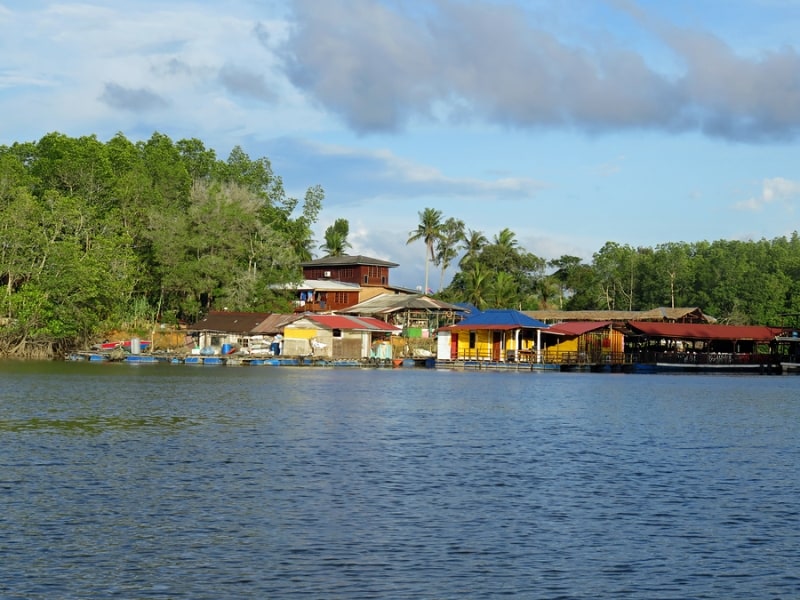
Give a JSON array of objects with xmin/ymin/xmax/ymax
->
[
  {"xmin": 543, "ymin": 329, "xmax": 625, "ymax": 362},
  {"xmin": 543, "ymin": 337, "xmax": 579, "ymax": 362},
  {"xmin": 453, "ymin": 330, "xmax": 494, "ymax": 360},
  {"xmin": 285, "ymin": 327, "xmax": 318, "ymax": 340},
  {"xmin": 453, "ymin": 330, "xmax": 534, "ymax": 359}
]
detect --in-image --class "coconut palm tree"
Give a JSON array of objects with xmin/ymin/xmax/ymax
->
[
  {"xmin": 464, "ymin": 262, "xmax": 491, "ymax": 309},
  {"xmin": 319, "ymin": 218, "xmax": 352, "ymax": 257},
  {"xmin": 493, "ymin": 227, "xmax": 519, "ymax": 252},
  {"xmin": 459, "ymin": 229, "xmax": 488, "ymax": 269},
  {"xmin": 435, "ymin": 217, "xmax": 465, "ymax": 291},
  {"xmin": 406, "ymin": 207, "xmax": 443, "ymax": 294},
  {"xmin": 488, "ymin": 271, "xmax": 519, "ymax": 308}
]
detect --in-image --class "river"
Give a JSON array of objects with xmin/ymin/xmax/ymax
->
[{"xmin": 1, "ymin": 361, "xmax": 798, "ymax": 599}]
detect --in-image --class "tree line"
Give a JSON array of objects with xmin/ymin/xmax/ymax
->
[
  {"xmin": 2, "ymin": 133, "xmax": 798, "ymax": 357},
  {"xmin": 0, "ymin": 131, "xmax": 327, "ymax": 357},
  {"xmin": 406, "ymin": 208, "xmax": 800, "ymax": 327}
]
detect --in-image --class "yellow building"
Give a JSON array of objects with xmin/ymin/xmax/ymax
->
[
  {"xmin": 541, "ymin": 321, "xmax": 624, "ymax": 365},
  {"xmin": 436, "ymin": 309, "xmax": 549, "ymax": 362}
]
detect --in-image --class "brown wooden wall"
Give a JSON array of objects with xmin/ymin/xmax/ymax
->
[{"xmin": 303, "ymin": 265, "xmax": 390, "ymax": 286}]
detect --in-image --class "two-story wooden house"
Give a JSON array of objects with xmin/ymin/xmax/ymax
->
[
  {"xmin": 291, "ymin": 255, "xmax": 405, "ymax": 312},
  {"xmin": 301, "ymin": 255, "xmax": 399, "ymax": 287}
]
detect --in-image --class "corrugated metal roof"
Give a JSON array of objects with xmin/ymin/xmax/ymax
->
[
  {"xmin": 250, "ymin": 313, "xmax": 302, "ymax": 335},
  {"xmin": 340, "ymin": 293, "xmax": 464, "ymax": 315},
  {"xmin": 301, "ymin": 254, "xmax": 399, "ymax": 268},
  {"xmin": 272, "ymin": 279, "xmax": 362, "ymax": 291},
  {"xmin": 308, "ymin": 314, "xmax": 401, "ymax": 332},
  {"xmin": 300, "ymin": 279, "xmax": 362, "ymax": 291},
  {"xmin": 442, "ymin": 309, "xmax": 549, "ymax": 331},
  {"xmin": 524, "ymin": 307, "xmax": 713, "ymax": 323},
  {"xmin": 545, "ymin": 321, "xmax": 613, "ymax": 336},
  {"xmin": 627, "ymin": 321, "xmax": 783, "ymax": 341}
]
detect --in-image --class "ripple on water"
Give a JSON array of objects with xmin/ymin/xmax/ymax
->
[{"xmin": 0, "ymin": 366, "xmax": 799, "ymax": 598}]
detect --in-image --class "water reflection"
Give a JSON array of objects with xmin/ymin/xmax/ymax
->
[
  {"xmin": 0, "ymin": 363, "xmax": 798, "ymax": 599},
  {"xmin": 0, "ymin": 415, "xmax": 195, "ymax": 434}
]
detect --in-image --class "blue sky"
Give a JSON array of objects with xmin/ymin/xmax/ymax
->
[{"xmin": 2, "ymin": 0, "xmax": 800, "ymax": 290}]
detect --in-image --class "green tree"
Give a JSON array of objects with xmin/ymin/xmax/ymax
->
[
  {"xmin": 0, "ymin": 131, "xmax": 327, "ymax": 355},
  {"xmin": 138, "ymin": 132, "xmax": 192, "ymax": 209},
  {"xmin": 290, "ymin": 185, "xmax": 325, "ymax": 262},
  {"xmin": 177, "ymin": 138, "xmax": 217, "ymax": 181},
  {"xmin": 320, "ymin": 218, "xmax": 352, "ymax": 257},
  {"xmin": 592, "ymin": 242, "xmax": 638, "ymax": 310},
  {"xmin": 459, "ymin": 229, "xmax": 488, "ymax": 269},
  {"xmin": 642, "ymin": 242, "xmax": 691, "ymax": 308},
  {"xmin": 487, "ymin": 271, "xmax": 519, "ymax": 309},
  {"xmin": 435, "ymin": 217, "xmax": 465, "ymax": 291},
  {"xmin": 30, "ymin": 132, "xmax": 114, "ymax": 210},
  {"xmin": 0, "ymin": 189, "xmax": 45, "ymax": 303},
  {"xmin": 464, "ymin": 262, "xmax": 492, "ymax": 309},
  {"xmin": 2, "ymin": 190, "xmax": 138, "ymax": 355},
  {"xmin": 548, "ymin": 255, "xmax": 583, "ymax": 309},
  {"xmin": 407, "ymin": 207, "xmax": 443, "ymax": 294}
]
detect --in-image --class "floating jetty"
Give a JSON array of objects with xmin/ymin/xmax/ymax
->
[{"xmin": 66, "ymin": 351, "xmax": 413, "ymax": 368}]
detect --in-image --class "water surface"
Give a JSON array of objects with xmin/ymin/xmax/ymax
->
[{"xmin": 1, "ymin": 362, "xmax": 798, "ymax": 598}]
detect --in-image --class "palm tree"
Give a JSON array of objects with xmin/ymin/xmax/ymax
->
[
  {"xmin": 459, "ymin": 229, "xmax": 488, "ymax": 269},
  {"xmin": 435, "ymin": 217, "xmax": 465, "ymax": 291},
  {"xmin": 319, "ymin": 218, "xmax": 351, "ymax": 257},
  {"xmin": 494, "ymin": 228, "xmax": 518, "ymax": 248},
  {"xmin": 490, "ymin": 227, "xmax": 520, "ymax": 271},
  {"xmin": 406, "ymin": 207, "xmax": 443, "ymax": 294},
  {"xmin": 465, "ymin": 262, "xmax": 491, "ymax": 309},
  {"xmin": 488, "ymin": 271, "xmax": 519, "ymax": 308}
]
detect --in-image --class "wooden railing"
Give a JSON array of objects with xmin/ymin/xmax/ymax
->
[
  {"xmin": 453, "ymin": 349, "xmax": 631, "ymax": 365},
  {"xmin": 543, "ymin": 351, "xmax": 630, "ymax": 365},
  {"xmin": 628, "ymin": 351, "xmax": 780, "ymax": 365}
]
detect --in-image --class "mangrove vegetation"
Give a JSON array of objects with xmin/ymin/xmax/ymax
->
[{"xmin": 2, "ymin": 132, "xmax": 799, "ymax": 357}]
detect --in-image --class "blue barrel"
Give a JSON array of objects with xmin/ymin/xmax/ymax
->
[{"xmin": 221, "ymin": 343, "xmax": 233, "ymax": 355}]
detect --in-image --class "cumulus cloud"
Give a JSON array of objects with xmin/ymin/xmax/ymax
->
[
  {"xmin": 99, "ymin": 83, "xmax": 169, "ymax": 111},
  {"xmin": 219, "ymin": 64, "xmax": 277, "ymax": 103},
  {"xmin": 736, "ymin": 177, "xmax": 800, "ymax": 211},
  {"xmin": 279, "ymin": 0, "xmax": 800, "ymax": 141}
]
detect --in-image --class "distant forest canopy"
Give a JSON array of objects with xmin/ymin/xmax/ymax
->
[
  {"xmin": 422, "ymin": 209, "xmax": 800, "ymax": 326},
  {"xmin": 1, "ymin": 132, "xmax": 799, "ymax": 357}
]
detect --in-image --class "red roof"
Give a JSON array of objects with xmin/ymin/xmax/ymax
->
[
  {"xmin": 308, "ymin": 314, "xmax": 401, "ymax": 332},
  {"xmin": 628, "ymin": 321, "xmax": 783, "ymax": 341},
  {"xmin": 546, "ymin": 321, "xmax": 612, "ymax": 336}
]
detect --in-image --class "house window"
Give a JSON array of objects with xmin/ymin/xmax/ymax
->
[
  {"xmin": 469, "ymin": 332, "xmax": 476, "ymax": 348},
  {"xmin": 363, "ymin": 275, "xmax": 369, "ymax": 283},
  {"xmin": 334, "ymin": 292, "xmax": 349, "ymax": 304},
  {"xmin": 332, "ymin": 329, "xmax": 342, "ymax": 338}
]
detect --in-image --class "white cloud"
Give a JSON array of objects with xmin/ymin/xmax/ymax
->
[
  {"xmin": 737, "ymin": 177, "xmax": 800, "ymax": 211},
  {"xmin": 282, "ymin": 0, "xmax": 800, "ymax": 141}
]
